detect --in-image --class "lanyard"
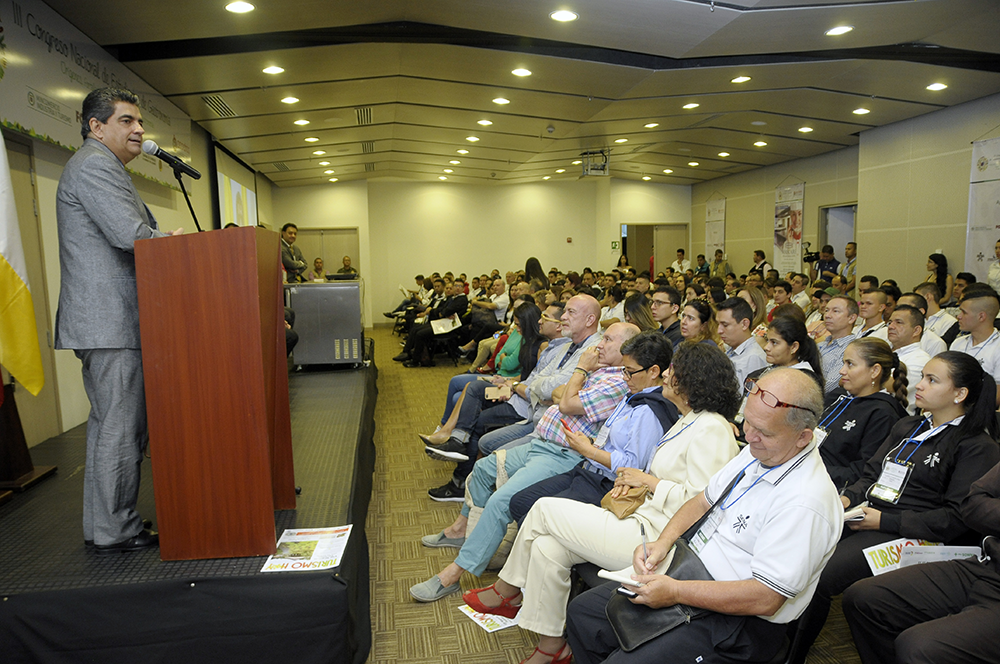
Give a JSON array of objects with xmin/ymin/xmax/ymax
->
[
  {"xmin": 647, "ymin": 414, "xmax": 701, "ymax": 472},
  {"xmin": 604, "ymin": 389, "xmax": 640, "ymax": 428},
  {"xmin": 720, "ymin": 459, "xmax": 776, "ymax": 511},
  {"xmin": 818, "ymin": 394, "xmax": 854, "ymax": 429},
  {"xmin": 891, "ymin": 417, "xmax": 957, "ymax": 465},
  {"xmin": 966, "ymin": 330, "xmax": 999, "ymax": 359}
]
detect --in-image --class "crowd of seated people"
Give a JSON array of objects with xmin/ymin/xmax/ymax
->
[{"xmin": 393, "ymin": 245, "xmax": 1000, "ymax": 664}]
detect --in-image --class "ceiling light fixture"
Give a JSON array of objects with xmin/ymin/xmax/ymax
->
[
  {"xmin": 825, "ymin": 26, "xmax": 853, "ymax": 36},
  {"xmin": 542, "ymin": 176, "xmax": 551, "ymax": 180},
  {"xmin": 293, "ymin": 119, "xmax": 310, "ymax": 125},
  {"xmin": 304, "ymin": 137, "xmax": 319, "ymax": 142},
  {"xmin": 324, "ymin": 170, "xmax": 335, "ymax": 174},
  {"xmin": 477, "ymin": 120, "xmax": 493, "ymax": 126},
  {"xmin": 466, "ymin": 136, "xmax": 480, "ymax": 142},
  {"xmin": 754, "ymin": 141, "xmax": 767, "ymax": 147},
  {"xmin": 663, "ymin": 169, "xmax": 673, "ymax": 174},
  {"xmin": 318, "ymin": 161, "xmax": 330, "ymax": 165},
  {"xmin": 555, "ymin": 169, "xmax": 565, "ymax": 173},
  {"xmin": 644, "ymin": 123, "xmax": 659, "ymax": 128},
  {"xmin": 614, "ymin": 138, "xmax": 628, "ymax": 143},
  {"xmin": 642, "ymin": 176, "xmax": 651, "ymax": 181},
  {"xmin": 493, "ymin": 97, "xmax": 510, "ymax": 105},
  {"xmin": 439, "ymin": 176, "xmax": 448, "ymax": 180},
  {"xmin": 572, "ymin": 160, "xmax": 582, "ymax": 165},
  {"xmin": 550, "ymin": 10, "xmax": 578, "ymax": 22},
  {"xmin": 853, "ymin": 108, "xmax": 870, "ymax": 115},
  {"xmin": 450, "ymin": 160, "xmax": 461, "ymax": 164},
  {"xmin": 281, "ymin": 96, "xmax": 299, "ymax": 104},
  {"xmin": 328, "ymin": 178, "xmax": 338, "ymax": 182},
  {"xmin": 262, "ymin": 66, "xmax": 284, "ymax": 74},
  {"xmin": 457, "ymin": 149, "xmax": 469, "ymax": 154},
  {"xmin": 688, "ymin": 162, "xmax": 699, "ymax": 167},
  {"xmin": 926, "ymin": 83, "xmax": 947, "ymax": 91},
  {"xmin": 443, "ymin": 169, "xmax": 453, "ymax": 173},
  {"xmin": 225, "ymin": 1, "xmax": 254, "ymax": 13},
  {"xmin": 798, "ymin": 127, "xmax": 813, "ymax": 133},
  {"xmin": 751, "ymin": 121, "xmax": 767, "ymax": 126},
  {"xmin": 512, "ymin": 68, "xmax": 532, "ymax": 77},
  {"xmin": 718, "ymin": 152, "xmax": 730, "ymax": 157},
  {"xmin": 731, "ymin": 76, "xmax": 751, "ymax": 83},
  {"xmin": 312, "ymin": 150, "xmax": 326, "ymax": 155},
  {"xmin": 682, "ymin": 103, "xmax": 700, "ymax": 109}
]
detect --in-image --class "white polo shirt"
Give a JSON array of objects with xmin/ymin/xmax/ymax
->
[
  {"xmin": 895, "ymin": 342, "xmax": 931, "ymax": 414},
  {"xmin": 491, "ymin": 292, "xmax": 510, "ymax": 322},
  {"xmin": 699, "ymin": 441, "xmax": 842, "ymax": 624},
  {"xmin": 853, "ymin": 320, "xmax": 889, "ymax": 342},
  {"xmin": 926, "ymin": 310, "xmax": 958, "ymax": 339},
  {"xmin": 951, "ymin": 330, "xmax": 1000, "ymax": 386},
  {"xmin": 920, "ymin": 330, "xmax": 946, "ymax": 357},
  {"xmin": 792, "ymin": 290, "xmax": 811, "ymax": 311}
]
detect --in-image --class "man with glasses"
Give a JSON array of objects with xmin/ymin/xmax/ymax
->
[
  {"xmin": 650, "ymin": 286, "xmax": 683, "ymax": 347},
  {"xmin": 566, "ymin": 369, "xmax": 842, "ymax": 664}
]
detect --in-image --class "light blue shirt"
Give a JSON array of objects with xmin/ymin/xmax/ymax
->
[
  {"xmin": 584, "ymin": 386, "xmax": 666, "ymax": 480},
  {"xmin": 820, "ymin": 334, "xmax": 855, "ymax": 394},
  {"xmin": 726, "ymin": 336, "xmax": 768, "ymax": 389}
]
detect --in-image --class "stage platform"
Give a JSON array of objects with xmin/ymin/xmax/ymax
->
[{"xmin": 0, "ymin": 346, "xmax": 377, "ymax": 664}]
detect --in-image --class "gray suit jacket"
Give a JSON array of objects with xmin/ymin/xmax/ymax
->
[
  {"xmin": 55, "ymin": 138, "xmax": 165, "ymax": 350},
  {"xmin": 281, "ymin": 240, "xmax": 306, "ymax": 281}
]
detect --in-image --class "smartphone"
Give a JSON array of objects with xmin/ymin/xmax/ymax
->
[
  {"xmin": 560, "ymin": 418, "xmax": 572, "ymax": 430},
  {"xmin": 485, "ymin": 385, "xmax": 511, "ymax": 400},
  {"xmin": 616, "ymin": 586, "xmax": 638, "ymax": 598}
]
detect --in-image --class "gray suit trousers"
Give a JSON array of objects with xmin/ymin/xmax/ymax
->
[{"xmin": 76, "ymin": 348, "xmax": 148, "ymax": 545}]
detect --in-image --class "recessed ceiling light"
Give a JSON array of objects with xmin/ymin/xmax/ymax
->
[
  {"xmin": 718, "ymin": 152, "xmax": 730, "ymax": 157},
  {"xmin": 688, "ymin": 162, "xmax": 699, "ymax": 167},
  {"xmin": 555, "ymin": 169, "xmax": 566, "ymax": 173},
  {"xmin": 477, "ymin": 120, "xmax": 493, "ymax": 126},
  {"xmin": 281, "ymin": 96, "xmax": 299, "ymax": 104},
  {"xmin": 493, "ymin": 97, "xmax": 510, "ymax": 105},
  {"xmin": 318, "ymin": 161, "xmax": 330, "ymax": 166},
  {"xmin": 614, "ymin": 138, "xmax": 628, "ymax": 143},
  {"xmin": 542, "ymin": 176, "xmax": 551, "ymax": 180},
  {"xmin": 825, "ymin": 26, "xmax": 854, "ymax": 36},
  {"xmin": 512, "ymin": 68, "xmax": 532, "ymax": 77},
  {"xmin": 550, "ymin": 10, "xmax": 578, "ymax": 22},
  {"xmin": 450, "ymin": 160, "xmax": 461, "ymax": 164},
  {"xmin": 754, "ymin": 141, "xmax": 767, "ymax": 147},
  {"xmin": 663, "ymin": 169, "xmax": 673, "ymax": 174},
  {"xmin": 678, "ymin": 148, "xmax": 691, "ymax": 152},
  {"xmin": 798, "ymin": 127, "xmax": 813, "ymax": 133},
  {"xmin": 324, "ymin": 170, "xmax": 335, "ymax": 174},
  {"xmin": 225, "ymin": 1, "xmax": 254, "ymax": 13},
  {"xmin": 926, "ymin": 83, "xmax": 947, "ymax": 91},
  {"xmin": 853, "ymin": 108, "xmax": 870, "ymax": 115},
  {"xmin": 642, "ymin": 176, "xmax": 651, "ymax": 181},
  {"xmin": 328, "ymin": 178, "xmax": 338, "ymax": 182},
  {"xmin": 443, "ymin": 169, "xmax": 453, "ymax": 173},
  {"xmin": 466, "ymin": 136, "xmax": 480, "ymax": 142},
  {"xmin": 731, "ymin": 76, "xmax": 751, "ymax": 83},
  {"xmin": 682, "ymin": 103, "xmax": 700, "ymax": 110},
  {"xmin": 644, "ymin": 123, "xmax": 659, "ymax": 128},
  {"xmin": 304, "ymin": 137, "xmax": 319, "ymax": 142},
  {"xmin": 572, "ymin": 160, "xmax": 582, "ymax": 165},
  {"xmin": 457, "ymin": 149, "xmax": 469, "ymax": 154},
  {"xmin": 439, "ymin": 176, "xmax": 448, "ymax": 180},
  {"xmin": 293, "ymin": 119, "xmax": 310, "ymax": 125},
  {"xmin": 262, "ymin": 66, "xmax": 284, "ymax": 75},
  {"xmin": 751, "ymin": 121, "xmax": 767, "ymax": 126},
  {"xmin": 312, "ymin": 150, "xmax": 326, "ymax": 155}
]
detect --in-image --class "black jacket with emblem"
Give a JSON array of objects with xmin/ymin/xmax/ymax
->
[{"xmin": 818, "ymin": 392, "xmax": 907, "ymax": 490}]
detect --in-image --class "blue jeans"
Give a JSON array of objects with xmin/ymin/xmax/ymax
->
[
  {"xmin": 479, "ymin": 421, "xmax": 536, "ymax": 455},
  {"xmin": 454, "ymin": 440, "xmax": 583, "ymax": 576},
  {"xmin": 442, "ymin": 374, "xmax": 481, "ymax": 425}
]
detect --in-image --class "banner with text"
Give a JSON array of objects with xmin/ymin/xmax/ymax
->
[
  {"xmin": 774, "ymin": 182, "xmax": 804, "ymax": 276},
  {"xmin": 966, "ymin": 136, "xmax": 1000, "ymax": 283},
  {"xmin": 705, "ymin": 197, "xmax": 726, "ymax": 258},
  {"xmin": 0, "ymin": 0, "xmax": 192, "ymax": 188}
]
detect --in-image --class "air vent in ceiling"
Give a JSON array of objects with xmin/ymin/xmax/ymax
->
[
  {"xmin": 272, "ymin": 162, "xmax": 290, "ymax": 172},
  {"xmin": 356, "ymin": 107, "xmax": 373, "ymax": 125},
  {"xmin": 361, "ymin": 141, "xmax": 376, "ymax": 154},
  {"xmin": 202, "ymin": 95, "xmax": 236, "ymax": 118},
  {"xmin": 364, "ymin": 163, "xmax": 376, "ymax": 172}
]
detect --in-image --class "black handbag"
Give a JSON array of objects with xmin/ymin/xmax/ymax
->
[{"xmin": 605, "ymin": 472, "xmax": 742, "ymax": 652}]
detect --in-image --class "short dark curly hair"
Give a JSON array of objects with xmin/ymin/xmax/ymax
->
[{"xmin": 670, "ymin": 341, "xmax": 740, "ymax": 420}]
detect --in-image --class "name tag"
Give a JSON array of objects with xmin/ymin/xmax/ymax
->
[
  {"xmin": 690, "ymin": 509, "xmax": 723, "ymax": 555},
  {"xmin": 813, "ymin": 427, "xmax": 828, "ymax": 448},
  {"xmin": 871, "ymin": 461, "xmax": 912, "ymax": 504},
  {"xmin": 593, "ymin": 426, "xmax": 611, "ymax": 449}
]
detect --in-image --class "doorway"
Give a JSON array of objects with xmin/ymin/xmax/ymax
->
[
  {"xmin": 820, "ymin": 205, "xmax": 856, "ymax": 264},
  {"xmin": 653, "ymin": 225, "xmax": 689, "ymax": 277}
]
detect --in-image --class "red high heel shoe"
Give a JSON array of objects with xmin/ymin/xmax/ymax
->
[
  {"xmin": 522, "ymin": 643, "xmax": 571, "ymax": 664},
  {"xmin": 462, "ymin": 583, "xmax": 522, "ymax": 618}
]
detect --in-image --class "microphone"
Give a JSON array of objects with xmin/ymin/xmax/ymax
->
[{"xmin": 142, "ymin": 140, "xmax": 202, "ymax": 180}]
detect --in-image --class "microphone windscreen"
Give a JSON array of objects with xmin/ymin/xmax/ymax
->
[{"xmin": 141, "ymin": 140, "xmax": 159, "ymax": 155}]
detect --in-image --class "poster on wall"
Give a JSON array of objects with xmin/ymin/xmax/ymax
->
[
  {"xmin": 966, "ymin": 137, "xmax": 1000, "ymax": 284},
  {"xmin": 0, "ymin": 0, "xmax": 192, "ymax": 188},
  {"xmin": 774, "ymin": 182, "xmax": 804, "ymax": 276},
  {"xmin": 218, "ymin": 173, "xmax": 257, "ymax": 228},
  {"xmin": 705, "ymin": 197, "xmax": 726, "ymax": 258}
]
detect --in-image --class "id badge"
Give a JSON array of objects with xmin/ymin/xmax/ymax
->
[
  {"xmin": 690, "ymin": 509, "xmax": 723, "ymax": 555},
  {"xmin": 870, "ymin": 461, "xmax": 912, "ymax": 504},
  {"xmin": 593, "ymin": 426, "xmax": 611, "ymax": 449},
  {"xmin": 813, "ymin": 427, "xmax": 828, "ymax": 447}
]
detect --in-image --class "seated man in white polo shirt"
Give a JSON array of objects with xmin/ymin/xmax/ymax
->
[
  {"xmin": 565, "ymin": 369, "xmax": 842, "ymax": 664},
  {"xmin": 915, "ymin": 282, "xmax": 960, "ymax": 347},
  {"xmin": 852, "ymin": 289, "xmax": 889, "ymax": 341},
  {"xmin": 896, "ymin": 292, "xmax": 946, "ymax": 356},
  {"xmin": 887, "ymin": 304, "xmax": 931, "ymax": 414},
  {"xmin": 951, "ymin": 286, "xmax": 1000, "ymax": 407}
]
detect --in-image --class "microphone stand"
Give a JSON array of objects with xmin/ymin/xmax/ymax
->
[{"xmin": 173, "ymin": 166, "xmax": 204, "ymax": 232}]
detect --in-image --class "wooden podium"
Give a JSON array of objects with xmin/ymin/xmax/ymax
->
[{"xmin": 135, "ymin": 226, "xmax": 294, "ymax": 561}]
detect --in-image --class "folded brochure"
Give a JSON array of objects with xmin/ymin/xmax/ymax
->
[{"xmin": 261, "ymin": 525, "xmax": 352, "ymax": 572}]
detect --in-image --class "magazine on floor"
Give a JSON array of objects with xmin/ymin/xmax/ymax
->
[{"xmin": 261, "ymin": 525, "xmax": 353, "ymax": 572}]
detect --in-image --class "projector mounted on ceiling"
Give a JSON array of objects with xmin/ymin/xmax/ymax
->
[{"xmin": 580, "ymin": 150, "xmax": 609, "ymax": 177}]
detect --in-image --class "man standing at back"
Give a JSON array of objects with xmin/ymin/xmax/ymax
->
[
  {"xmin": 55, "ymin": 88, "xmax": 183, "ymax": 554},
  {"xmin": 280, "ymin": 223, "xmax": 306, "ymax": 282}
]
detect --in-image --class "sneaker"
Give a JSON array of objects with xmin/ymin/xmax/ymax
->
[
  {"xmin": 421, "ymin": 530, "xmax": 466, "ymax": 548},
  {"xmin": 425, "ymin": 438, "xmax": 469, "ymax": 461},
  {"xmin": 409, "ymin": 575, "xmax": 461, "ymax": 603},
  {"xmin": 428, "ymin": 480, "xmax": 465, "ymax": 502}
]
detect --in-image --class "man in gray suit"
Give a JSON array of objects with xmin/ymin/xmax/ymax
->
[
  {"xmin": 280, "ymin": 222, "xmax": 306, "ymax": 282},
  {"xmin": 55, "ymin": 88, "xmax": 182, "ymax": 553}
]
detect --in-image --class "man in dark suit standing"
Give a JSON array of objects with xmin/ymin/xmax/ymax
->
[
  {"xmin": 280, "ymin": 223, "xmax": 307, "ymax": 282},
  {"xmin": 55, "ymin": 88, "xmax": 182, "ymax": 554}
]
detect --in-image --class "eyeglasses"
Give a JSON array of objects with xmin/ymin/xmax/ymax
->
[
  {"xmin": 621, "ymin": 365, "xmax": 651, "ymax": 379},
  {"xmin": 649, "ymin": 299, "xmax": 672, "ymax": 307},
  {"xmin": 744, "ymin": 378, "xmax": 817, "ymax": 416}
]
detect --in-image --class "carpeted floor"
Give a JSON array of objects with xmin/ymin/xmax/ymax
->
[{"xmin": 365, "ymin": 326, "xmax": 860, "ymax": 664}]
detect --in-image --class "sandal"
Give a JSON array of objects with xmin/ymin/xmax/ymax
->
[
  {"xmin": 462, "ymin": 583, "xmax": 522, "ymax": 618},
  {"xmin": 521, "ymin": 643, "xmax": 571, "ymax": 664}
]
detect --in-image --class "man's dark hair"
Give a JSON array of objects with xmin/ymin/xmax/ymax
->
[
  {"xmin": 899, "ymin": 292, "xmax": 928, "ymax": 313},
  {"xmin": 914, "ymin": 281, "xmax": 941, "ymax": 303},
  {"xmin": 81, "ymin": 88, "xmax": 139, "ymax": 140},
  {"xmin": 620, "ymin": 331, "xmax": 674, "ymax": 376},
  {"xmin": 281, "ymin": 223, "xmax": 298, "ymax": 233},
  {"xmin": 881, "ymin": 279, "xmax": 898, "ymax": 288},
  {"xmin": 638, "ymin": 271, "xmax": 651, "ymax": 280},
  {"xmin": 956, "ymin": 272, "xmax": 977, "ymax": 284},
  {"xmin": 821, "ymin": 244, "xmax": 834, "ymax": 254},
  {"xmin": 961, "ymin": 284, "xmax": 1000, "ymax": 307},
  {"xmin": 774, "ymin": 280, "xmax": 792, "ymax": 294},
  {"xmin": 697, "ymin": 254, "xmax": 705, "ymax": 260},
  {"xmin": 766, "ymin": 269, "xmax": 779, "ymax": 280},
  {"xmin": 676, "ymin": 248, "xmax": 686, "ymax": 255},
  {"xmin": 706, "ymin": 276, "xmax": 725, "ymax": 289},
  {"xmin": 717, "ymin": 296, "xmax": 754, "ymax": 326},
  {"xmin": 881, "ymin": 284, "xmax": 902, "ymax": 303},
  {"xmin": 859, "ymin": 274, "xmax": 879, "ymax": 288},
  {"xmin": 414, "ymin": 274, "xmax": 425, "ymax": 281},
  {"xmin": 754, "ymin": 250, "xmax": 766, "ymax": 260},
  {"xmin": 432, "ymin": 278, "xmax": 445, "ymax": 286},
  {"xmin": 893, "ymin": 304, "xmax": 925, "ymax": 330},
  {"xmin": 654, "ymin": 285, "xmax": 682, "ymax": 307}
]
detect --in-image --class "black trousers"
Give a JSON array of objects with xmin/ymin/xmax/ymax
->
[
  {"xmin": 509, "ymin": 464, "xmax": 613, "ymax": 525},
  {"xmin": 566, "ymin": 582, "xmax": 787, "ymax": 664},
  {"xmin": 843, "ymin": 557, "xmax": 1000, "ymax": 664}
]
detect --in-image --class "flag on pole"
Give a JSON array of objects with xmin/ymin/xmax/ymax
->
[{"xmin": 0, "ymin": 131, "xmax": 45, "ymax": 396}]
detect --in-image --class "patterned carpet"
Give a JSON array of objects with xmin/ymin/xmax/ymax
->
[{"xmin": 365, "ymin": 326, "xmax": 860, "ymax": 664}]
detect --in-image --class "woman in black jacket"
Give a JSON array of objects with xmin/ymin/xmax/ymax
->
[
  {"xmin": 788, "ymin": 351, "xmax": 1000, "ymax": 664},
  {"xmin": 818, "ymin": 338, "xmax": 909, "ymax": 489}
]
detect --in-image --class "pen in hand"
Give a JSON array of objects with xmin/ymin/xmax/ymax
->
[{"xmin": 640, "ymin": 523, "xmax": 648, "ymax": 561}]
